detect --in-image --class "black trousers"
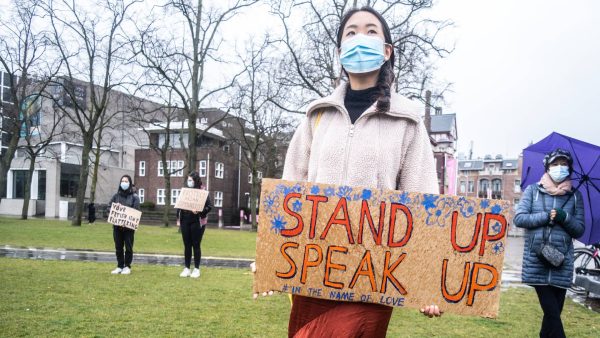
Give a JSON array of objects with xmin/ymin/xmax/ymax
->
[
  {"xmin": 113, "ymin": 226, "xmax": 135, "ymax": 268},
  {"xmin": 181, "ymin": 221, "xmax": 206, "ymax": 269},
  {"xmin": 534, "ymin": 285, "xmax": 567, "ymax": 338}
]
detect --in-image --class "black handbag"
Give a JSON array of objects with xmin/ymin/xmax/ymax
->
[{"xmin": 536, "ymin": 195, "xmax": 565, "ymax": 268}]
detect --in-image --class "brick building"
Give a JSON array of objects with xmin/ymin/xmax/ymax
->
[
  {"xmin": 456, "ymin": 155, "xmax": 523, "ymax": 205},
  {"xmin": 133, "ymin": 108, "xmax": 283, "ymax": 225}
]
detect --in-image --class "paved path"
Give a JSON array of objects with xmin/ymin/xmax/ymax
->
[{"xmin": 0, "ymin": 245, "xmax": 253, "ymax": 269}]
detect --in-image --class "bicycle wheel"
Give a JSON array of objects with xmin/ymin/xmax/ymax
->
[{"xmin": 570, "ymin": 248, "xmax": 600, "ymax": 293}]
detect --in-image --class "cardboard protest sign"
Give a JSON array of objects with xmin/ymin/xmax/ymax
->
[
  {"xmin": 108, "ymin": 203, "xmax": 142, "ymax": 230},
  {"xmin": 253, "ymin": 179, "xmax": 512, "ymax": 318},
  {"xmin": 174, "ymin": 188, "xmax": 209, "ymax": 212}
]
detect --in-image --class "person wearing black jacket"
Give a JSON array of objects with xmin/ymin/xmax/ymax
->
[
  {"xmin": 109, "ymin": 175, "xmax": 140, "ymax": 275},
  {"xmin": 177, "ymin": 172, "xmax": 212, "ymax": 278}
]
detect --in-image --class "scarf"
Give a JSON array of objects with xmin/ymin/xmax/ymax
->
[{"xmin": 539, "ymin": 172, "xmax": 572, "ymax": 196}]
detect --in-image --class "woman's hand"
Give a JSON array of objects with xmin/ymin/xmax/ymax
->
[
  {"xmin": 420, "ymin": 305, "xmax": 443, "ymax": 318},
  {"xmin": 176, "ymin": 219, "xmax": 180, "ymax": 227}
]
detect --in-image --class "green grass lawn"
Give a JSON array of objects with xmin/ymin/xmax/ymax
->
[
  {"xmin": 0, "ymin": 217, "xmax": 257, "ymax": 258},
  {"xmin": 1, "ymin": 258, "xmax": 598, "ymax": 337}
]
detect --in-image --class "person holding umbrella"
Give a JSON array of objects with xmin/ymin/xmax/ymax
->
[{"xmin": 514, "ymin": 148, "xmax": 585, "ymax": 338}]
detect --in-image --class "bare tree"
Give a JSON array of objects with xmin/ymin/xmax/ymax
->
[
  {"xmin": 18, "ymin": 93, "xmax": 66, "ymax": 219},
  {"xmin": 269, "ymin": 0, "xmax": 453, "ymax": 110},
  {"xmin": 131, "ymin": 0, "xmax": 258, "ymax": 173},
  {"xmin": 46, "ymin": 0, "xmax": 141, "ymax": 226},
  {"xmin": 0, "ymin": 0, "xmax": 58, "ymax": 205},
  {"xmin": 229, "ymin": 38, "xmax": 295, "ymax": 229}
]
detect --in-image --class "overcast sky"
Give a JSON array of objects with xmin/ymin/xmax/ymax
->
[
  {"xmin": 431, "ymin": 0, "xmax": 600, "ymax": 159},
  {"xmin": 2, "ymin": 0, "xmax": 599, "ymax": 160}
]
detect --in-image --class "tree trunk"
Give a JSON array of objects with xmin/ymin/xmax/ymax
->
[
  {"xmin": 250, "ymin": 164, "xmax": 258, "ymax": 230},
  {"xmin": 72, "ymin": 132, "xmax": 93, "ymax": 226},
  {"xmin": 89, "ymin": 132, "xmax": 103, "ymax": 204},
  {"xmin": 20, "ymin": 155, "xmax": 37, "ymax": 220}
]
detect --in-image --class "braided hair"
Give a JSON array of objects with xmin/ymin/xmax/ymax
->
[{"xmin": 336, "ymin": 6, "xmax": 395, "ymax": 112}]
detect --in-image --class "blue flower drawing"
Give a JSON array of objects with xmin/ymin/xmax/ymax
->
[
  {"xmin": 422, "ymin": 194, "xmax": 439, "ymax": 211},
  {"xmin": 336, "ymin": 186, "xmax": 353, "ymax": 199},
  {"xmin": 398, "ymin": 192, "xmax": 411, "ymax": 205},
  {"xmin": 282, "ymin": 184, "xmax": 303, "ymax": 196},
  {"xmin": 263, "ymin": 193, "xmax": 280, "ymax": 215},
  {"xmin": 324, "ymin": 187, "xmax": 336, "ymax": 197},
  {"xmin": 425, "ymin": 197, "xmax": 454, "ymax": 227},
  {"xmin": 310, "ymin": 185, "xmax": 320, "ymax": 195},
  {"xmin": 457, "ymin": 197, "xmax": 476, "ymax": 218},
  {"xmin": 361, "ymin": 189, "xmax": 372, "ymax": 201},
  {"xmin": 491, "ymin": 204, "xmax": 503, "ymax": 215},
  {"xmin": 491, "ymin": 221, "xmax": 503, "ymax": 234},
  {"xmin": 292, "ymin": 200, "xmax": 303, "ymax": 212},
  {"xmin": 480, "ymin": 199, "xmax": 490, "ymax": 209},
  {"xmin": 271, "ymin": 215, "xmax": 287, "ymax": 233},
  {"xmin": 492, "ymin": 242, "xmax": 504, "ymax": 255}
]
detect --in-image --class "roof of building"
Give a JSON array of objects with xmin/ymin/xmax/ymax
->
[
  {"xmin": 430, "ymin": 113, "xmax": 456, "ymax": 133},
  {"xmin": 458, "ymin": 160, "xmax": 484, "ymax": 170},
  {"xmin": 501, "ymin": 160, "xmax": 519, "ymax": 170}
]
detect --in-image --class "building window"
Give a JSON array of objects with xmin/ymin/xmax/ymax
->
[
  {"xmin": 514, "ymin": 198, "xmax": 520, "ymax": 205},
  {"xmin": 171, "ymin": 189, "xmax": 180, "ymax": 205},
  {"xmin": 492, "ymin": 179, "xmax": 502, "ymax": 199},
  {"xmin": 248, "ymin": 171, "xmax": 262, "ymax": 183},
  {"xmin": 214, "ymin": 191, "xmax": 223, "ymax": 207},
  {"xmin": 258, "ymin": 171, "xmax": 263, "ymax": 180},
  {"xmin": 468, "ymin": 180, "xmax": 474, "ymax": 193},
  {"xmin": 514, "ymin": 179, "xmax": 521, "ymax": 193},
  {"xmin": 199, "ymin": 160, "xmax": 207, "ymax": 177},
  {"xmin": 138, "ymin": 188, "xmax": 145, "ymax": 203},
  {"xmin": 215, "ymin": 162, "xmax": 224, "ymax": 179},
  {"xmin": 12, "ymin": 170, "xmax": 28, "ymax": 199},
  {"xmin": 459, "ymin": 181, "xmax": 466, "ymax": 193},
  {"xmin": 479, "ymin": 179, "xmax": 490, "ymax": 198},
  {"xmin": 139, "ymin": 161, "xmax": 146, "ymax": 177},
  {"xmin": 157, "ymin": 189, "xmax": 165, "ymax": 205},
  {"xmin": 1, "ymin": 71, "xmax": 14, "ymax": 103},
  {"xmin": 170, "ymin": 160, "xmax": 184, "ymax": 177},
  {"xmin": 248, "ymin": 172, "xmax": 252, "ymax": 184},
  {"xmin": 158, "ymin": 161, "xmax": 164, "ymax": 177}
]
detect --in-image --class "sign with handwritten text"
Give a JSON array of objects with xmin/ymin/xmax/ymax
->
[
  {"xmin": 253, "ymin": 179, "xmax": 512, "ymax": 318},
  {"xmin": 108, "ymin": 203, "xmax": 142, "ymax": 231},
  {"xmin": 174, "ymin": 188, "xmax": 209, "ymax": 213}
]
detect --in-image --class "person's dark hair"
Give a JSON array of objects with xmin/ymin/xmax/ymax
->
[
  {"xmin": 336, "ymin": 6, "xmax": 395, "ymax": 112},
  {"xmin": 119, "ymin": 175, "xmax": 134, "ymax": 194},
  {"xmin": 187, "ymin": 171, "xmax": 202, "ymax": 189},
  {"xmin": 543, "ymin": 148, "xmax": 574, "ymax": 174}
]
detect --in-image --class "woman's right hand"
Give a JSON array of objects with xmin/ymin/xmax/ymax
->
[{"xmin": 176, "ymin": 219, "xmax": 180, "ymax": 227}]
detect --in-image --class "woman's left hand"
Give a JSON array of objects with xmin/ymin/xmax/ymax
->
[{"xmin": 420, "ymin": 305, "xmax": 443, "ymax": 318}]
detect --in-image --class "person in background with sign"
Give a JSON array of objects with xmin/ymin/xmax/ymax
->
[
  {"xmin": 109, "ymin": 175, "xmax": 140, "ymax": 275},
  {"xmin": 514, "ymin": 149, "xmax": 585, "ymax": 338},
  {"xmin": 252, "ymin": 6, "xmax": 442, "ymax": 337},
  {"xmin": 177, "ymin": 172, "xmax": 213, "ymax": 278}
]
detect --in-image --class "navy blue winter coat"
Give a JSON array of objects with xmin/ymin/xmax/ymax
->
[{"xmin": 513, "ymin": 184, "xmax": 585, "ymax": 288}]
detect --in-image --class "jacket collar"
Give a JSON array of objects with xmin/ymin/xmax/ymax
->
[{"xmin": 305, "ymin": 82, "xmax": 422, "ymax": 123}]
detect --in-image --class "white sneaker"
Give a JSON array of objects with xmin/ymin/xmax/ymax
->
[
  {"xmin": 180, "ymin": 268, "xmax": 191, "ymax": 277},
  {"xmin": 121, "ymin": 267, "xmax": 131, "ymax": 275},
  {"xmin": 111, "ymin": 267, "xmax": 122, "ymax": 274},
  {"xmin": 190, "ymin": 268, "xmax": 200, "ymax": 278}
]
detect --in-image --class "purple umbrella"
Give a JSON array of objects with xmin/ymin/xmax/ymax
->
[{"xmin": 521, "ymin": 132, "xmax": 600, "ymax": 245}]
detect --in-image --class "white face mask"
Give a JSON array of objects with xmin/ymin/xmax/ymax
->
[
  {"xmin": 187, "ymin": 180, "xmax": 195, "ymax": 188},
  {"xmin": 548, "ymin": 165, "xmax": 570, "ymax": 183}
]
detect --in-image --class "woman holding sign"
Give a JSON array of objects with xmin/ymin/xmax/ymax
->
[
  {"xmin": 109, "ymin": 175, "xmax": 140, "ymax": 275},
  {"xmin": 177, "ymin": 172, "xmax": 212, "ymax": 278},
  {"xmin": 264, "ymin": 6, "xmax": 441, "ymax": 337},
  {"xmin": 514, "ymin": 149, "xmax": 585, "ymax": 338}
]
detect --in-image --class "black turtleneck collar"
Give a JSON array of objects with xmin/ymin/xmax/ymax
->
[{"xmin": 344, "ymin": 86, "xmax": 379, "ymax": 124}]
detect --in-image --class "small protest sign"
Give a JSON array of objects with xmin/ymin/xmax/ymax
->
[
  {"xmin": 174, "ymin": 188, "xmax": 209, "ymax": 212},
  {"xmin": 253, "ymin": 179, "xmax": 512, "ymax": 318},
  {"xmin": 108, "ymin": 203, "xmax": 142, "ymax": 231}
]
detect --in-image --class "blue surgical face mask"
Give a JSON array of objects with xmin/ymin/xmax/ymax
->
[
  {"xmin": 548, "ymin": 165, "xmax": 569, "ymax": 183},
  {"xmin": 120, "ymin": 182, "xmax": 130, "ymax": 191},
  {"xmin": 339, "ymin": 34, "xmax": 387, "ymax": 74}
]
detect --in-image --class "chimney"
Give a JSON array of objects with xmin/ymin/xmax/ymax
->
[{"xmin": 424, "ymin": 90, "xmax": 432, "ymax": 133}]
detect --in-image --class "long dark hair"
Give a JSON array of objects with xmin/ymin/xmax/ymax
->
[
  {"xmin": 336, "ymin": 6, "xmax": 395, "ymax": 112},
  {"xmin": 187, "ymin": 171, "xmax": 203, "ymax": 189},
  {"xmin": 118, "ymin": 175, "xmax": 134, "ymax": 194}
]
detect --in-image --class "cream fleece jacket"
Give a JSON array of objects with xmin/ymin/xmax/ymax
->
[{"xmin": 282, "ymin": 83, "xmax": 438, "ymax": 194}]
